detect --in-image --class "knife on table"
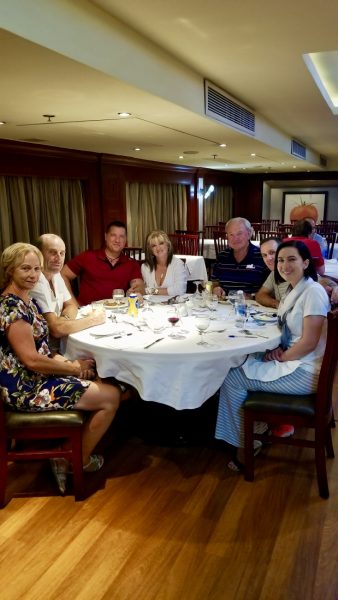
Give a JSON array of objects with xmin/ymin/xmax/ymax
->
[{"xmin": 144, "ymin": 338, "xmax": 164, "ymax": 349}]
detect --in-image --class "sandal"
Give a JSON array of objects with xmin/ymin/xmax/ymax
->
[
  {"xmin": 227, "ymin": 457, "xmax": 244, "ymax": 472},
  {"xmin": 227, "ymin": 441, "xmax": 263, "ymax": 473},
  {"xmin": 50, "ymin": 458, "xmax": 69, "ymax": 494},
  {"xmin": 83, "ymin": 454, "xmax": 104, "ymax": 473}
]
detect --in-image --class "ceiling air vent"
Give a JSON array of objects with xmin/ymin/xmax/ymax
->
[
  {"xmin": 320, "ymin": 154, "xmax": 327, "ymax": 167},
  {"xmin": 205, "ymin": 80, "xmax": 255, "ymax": 135},
  {"xmin": 291, "ymin": 139, "xmax": 306, "ymax": 159}
]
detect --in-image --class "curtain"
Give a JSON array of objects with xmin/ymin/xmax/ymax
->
[
  {"xmin": 0, "ymin": 176, "xmax": 87, "ymax": 259},
  {"xmin": 126, "ymin": 182, "xmax": 187, "ymax": 246},
  {"xmin": 204, "ymin": 185, "xmax": 233, "ymax": 225}
]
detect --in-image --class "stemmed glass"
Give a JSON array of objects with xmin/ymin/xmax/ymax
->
[
  {"xmin": 143, "ymin": 286, "xmax": 155, "ymax": 312},
  {"xmin": 112, "ymin": 288, "xmax": 124, "ymax": 306},
  {"xmin": 167, "ymin": 307, "xmax": 183, "ymax": 339},
  {"xmin": 192, "ymin": 280, "xmax": 202, "ymax": 296},
  {"xmin": 195, "ymin": 316, "xmax": 210, "ymax": 346}
]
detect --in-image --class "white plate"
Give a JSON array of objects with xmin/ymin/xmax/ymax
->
[{"xmin": 253, "ymin": 313, "xmax": 278, "ymax": 323}]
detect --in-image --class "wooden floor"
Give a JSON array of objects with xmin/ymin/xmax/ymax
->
[{"xmin": 1, "ymin": 381, "xmax": 338, "ymax": 600}]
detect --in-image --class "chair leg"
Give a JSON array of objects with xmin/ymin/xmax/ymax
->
[
  {"xmin": 244, "ymin": 410, "xmax": 255, "ymax": 482},
  {"xmin": 0, "ymin": 457, "xmax": 8, "ymax": 508},
  {"xmin": 325, "ymin": 427, "xmax": 335, "ymax": 459},
  {"xmin": 70, "ymin": 431, "xmax": 84, "ymax": 501},
  {"xmin": 315, "ymin": 442, "xmax": 329, "ymax": 499}
]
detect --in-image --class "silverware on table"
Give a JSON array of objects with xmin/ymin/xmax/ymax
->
[
  {"xmin": 144, "ymin": 338, "xmax": 164, "ymax": 349},
  {"xmin": 240, "ymin": 329, "xmax": 269, "ymax": 339}
]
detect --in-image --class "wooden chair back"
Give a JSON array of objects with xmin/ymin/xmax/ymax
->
[
  {"xmin": 169, "ymin": 233, "xmax": 199, "ymax": 255},
  {"xmin": 0, "ymin": 389, "xmax": 86, "ymax": 506},
  {"xmin": 258, "ymin": 230, "xmax": 279, "ymax": 241},
  {"xmin": 324, "ymin": 232, "xmax": 337, "ymax": 259},
  {"xmin": 277, "ymin": 224, "xmax": 293, "ymax": 237},
  {"xmin": 213, "ymin": 230, "xmax": 228, "ymax": 257},
  {"xmin": 204, "ymin": 225, "xmax": 221, "ymax": 239},
  {"xmin": 124, "ymin": 247, "xmax": 143, "ymax": 261},
  {"xmin": 175, "ymin": 230, "xmax": 204, "ymax": 255},
  {"xmin": 243, "ymin": 306, "xmax": 338, "ymax": 498}
]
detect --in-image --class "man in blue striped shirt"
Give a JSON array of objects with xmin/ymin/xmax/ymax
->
[{"xmin": 212, "ymin": 217, "xmax": 269, "ymax": 297}]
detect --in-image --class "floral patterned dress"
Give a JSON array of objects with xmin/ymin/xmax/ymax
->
[{"xmin": 0, "ymin": 293, "xmax": 89, "ymax": 411}]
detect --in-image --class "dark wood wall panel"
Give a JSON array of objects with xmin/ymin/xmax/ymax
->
[{"xmin": 2, "ymin": 139, "xmax": 337, "ymax": 249}]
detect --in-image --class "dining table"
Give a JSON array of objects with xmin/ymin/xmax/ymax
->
[{"xmin": 64, "ymin": 298, "xmax": 281, "ymax": 410}]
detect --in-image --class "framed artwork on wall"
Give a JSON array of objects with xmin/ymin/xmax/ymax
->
[{"xmin": 282, "ymin": 192, "xmax": 327, "ymax": 224}]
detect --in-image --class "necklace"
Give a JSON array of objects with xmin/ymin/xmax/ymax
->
[
  {"xmin": 156, "ymin": 265, "xmax": 167, "ymax": 285},
  {"xmin": 106, "ymin": 252, "xmax": 121, "ymax": 267}
]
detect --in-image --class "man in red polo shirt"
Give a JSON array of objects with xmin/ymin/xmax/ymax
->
[{"xmin": 61, "ymin": 221, "xmax": 144, "ymax": 305}]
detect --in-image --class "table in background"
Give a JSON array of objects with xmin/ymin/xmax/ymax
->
[
  {"xmin": 324, "ymin": 259, "xmax": 338, "ymax": 279},
  {"xmin": 65, "ymin": 302, "xmax": 280, "ymax": 410},
  {"xmin": 176, "ymin": 254, "xmax": 208, "ymax": 282}
]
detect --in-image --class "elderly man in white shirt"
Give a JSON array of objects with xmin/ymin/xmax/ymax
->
[{"xmin": 31, "ymin": 234, "xmax": 105, "ymax": 353}]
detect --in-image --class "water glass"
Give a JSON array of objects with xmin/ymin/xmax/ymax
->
[
  {"xmin": 112, "ymin": 289, "xmax": 124, "ymax": 305},
  {"xmin": 235, "ymin": 302, "xmax": 248, "ymax": 327}
]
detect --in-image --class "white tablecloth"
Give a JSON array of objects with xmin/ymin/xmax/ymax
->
[
  {"xmin": 324, "ymin": 259, "xmax": 338, "ymax": 279},
  {"xmin": 176, "ymin": 255, "xmax": 208, "ymax": 282},
  {"xmin": 65, "ymin": 302, "xmax": 280, "ymax": 410}
]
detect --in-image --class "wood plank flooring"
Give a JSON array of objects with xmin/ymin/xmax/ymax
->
[{"xmin": 0, "ymin": 379, "xmax": 338, "ymax": 600}]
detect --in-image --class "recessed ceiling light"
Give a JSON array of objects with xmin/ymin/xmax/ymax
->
[
  {"xmin": 250, "ymin": 153, "xmax": 256, "ymax": 157},
  {"xmin": 0, "ymin": 121, "xmax": 6, "ymax": 125},
  {"xmin": 133, "ymin": 147, "xmax": 141, "ymax": 151},
  {"xmin": 293, "ymin": 165, "xmax": 297, "ymax": 168},
  {"xmin": 179, "ymin": 155, "xmax": 184, "ymax": 159},
  {"xmin": 118, "ymin": 112, "xmax": 131, "ymax": 117},
  {"xmin": 219, "ymin": 143, "xmax": 226, "ymax": 147}
]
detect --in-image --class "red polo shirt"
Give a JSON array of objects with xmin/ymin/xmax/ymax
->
[{"xmin": 66, "ymin": 248, "xmax": 142, "ymax": 305}]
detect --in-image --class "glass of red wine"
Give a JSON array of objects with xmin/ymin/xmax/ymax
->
[{"xmin": 167, "ymin": 307, "xmax": 183, "ymax": 339}]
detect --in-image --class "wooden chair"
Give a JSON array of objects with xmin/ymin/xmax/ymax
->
[
  {"xmin": 175, "ymin": 230, "xmax": 204, "ymax": 255},
  {"xmin": 277, "ymin": 224, "xmax": 294, "ymax": 237},
  {"xmin": 324, "ymin": 232, "xmax": 337, "ymax": 259},
  {"xmin": 243, "ymin": 306, "xmax": 338, "ymax": 499},
  {"xmin": 169, "ymin": 233, "xmax": 199, "ymax": 255},
  {"xmin": 251, "ymin": 223, "xmax": 262, "ymax": 240},
  {"xmin": 203, "ymin": 225, "xmax": 221, "ymax": 239},
  {"xmin": 258, "ymin": 230, "xmax": 279, "ymax": 241},
  {"xmin": 0, "ymin": 390, "xmax": 86, "ymax": 506},
  {"xmin": 124, "ymin": 247, "xmax": 143, "ymax": 261},
  {"xmin": 213, "ymin": 230, "xmax": 228, "ymax": 257}
]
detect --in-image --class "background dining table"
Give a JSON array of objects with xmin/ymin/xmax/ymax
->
[{"xmin": 65, "ymin": 300, "xmax": 281, "ymax": 410}]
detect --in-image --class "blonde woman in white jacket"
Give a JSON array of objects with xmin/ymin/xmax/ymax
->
[{"xmin": 141, "ymin": 230, "xmax": 187, "ymax": 297}]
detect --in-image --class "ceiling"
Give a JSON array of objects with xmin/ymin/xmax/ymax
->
[{"xmin": 1, "ymin": 0, "xmax": 338, "ymax": 174}]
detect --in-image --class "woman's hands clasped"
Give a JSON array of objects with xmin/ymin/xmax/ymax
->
[
  {"xmin": 74, "ymin": 358, "xmax": 96, "ymax": 380},
  {"xmin": 263, "ymin": 347, "xmax": 284, "ymax": 362}
]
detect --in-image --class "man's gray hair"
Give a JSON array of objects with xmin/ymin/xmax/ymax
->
[{"xmin": 225, "ymin": 217, "xmax": 252, "ymax": 233}]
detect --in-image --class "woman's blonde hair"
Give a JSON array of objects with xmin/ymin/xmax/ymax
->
[
  {"xmin": 0, "ymin": 242, "xmax": 43, "ymax": 288},
  {"xmin": 144, "ymin": 230, "xmax": 173, "ymax": 271}
]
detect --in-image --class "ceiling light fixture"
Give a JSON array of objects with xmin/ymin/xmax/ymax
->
[
  {"xmin": 251, "ymin": 153, "xmax": 256, "ymax": 157},
  {"xmin": 179, "ymin": 155, "xmax": 184, "ymax": 159},
  {"xmin": 133, "ymin": 147, "xmax": 141, "ymax": 151},
  {"xmin": 0, "ymin": 121, "xmax": 6, "ymax": 125},
  {"xmin": 42, "ymin": 114, "xmax": 55, "ymax": 122},
  {"xmin": 219, "ymin": 143, "xmax": 226, "ymax": 147},
  {"xmin": 118, "ymin": 112, "xmax": 131, "ymax": 117}
]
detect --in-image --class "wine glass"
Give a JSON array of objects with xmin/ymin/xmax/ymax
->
[
  {"xmin": 167, "ymin": 307, "xmax": 182, "ymax": 339},
  {"xmin": 143, "ymin": 286, "xmax": 154, "ymax": 312},
  {"xmin": 192, "ymin": 280, "xmax": 202, "ymax": 296},
  {"xmin": 112, "ymin": 288, "xmax": 124, "ymax": 306},
  {"xmin": 195, "ymin": 316, "xmax": 210, "ymax": 345}
]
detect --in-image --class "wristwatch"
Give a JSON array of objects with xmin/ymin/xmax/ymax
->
[{"xmin": 154, "ymin": 288, "xmax": 159, "ymax": 295}]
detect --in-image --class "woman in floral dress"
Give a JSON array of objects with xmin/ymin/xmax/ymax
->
[{"xmin": 0, "ymin": 243, "xmax": 121, "ymax": 492}]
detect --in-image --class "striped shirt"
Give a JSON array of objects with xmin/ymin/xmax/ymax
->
[{"xmin": 212, "ymin": 242, "xmax": 269, "ymax": 294}]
